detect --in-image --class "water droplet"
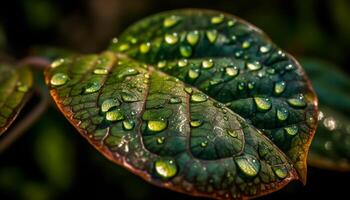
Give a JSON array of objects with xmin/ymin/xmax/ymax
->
[
  {"xmin": 227, "ymin": 130, "xmax": 238, "ymax": 138},
  {"xmin": 211, "ymin": 14, "xmax": 224, "ymax": 24},
  {"xmin": 274, "ymin": 81, "xmax": 286, "ymax": 95},
  {"xmin": 123, "ymin": 120, "xmax": 135, "ymax": 130},
  {"xmin": 184, "ymin": 87, "xmax": 193, "ymax": 94},
  {"xmin": 259, "ymin": 45, "xmax": 271, "ymax": 54},
  {"xmin": 177, "ymin": 59, "xmax": 188, "ymax": 67},
  {"xmin": 154, "ymin": 158, "xmax": 177, "ymax": 179},
  {"xmin": 273, "ymin": 166, "xmax": 288, "ymax": 179},
  {"xmin": 324, "ymin": 141, "xmax": 333, "ymax": 150},
  {"xmin": 267, "ymin": 68, "xmax": 275, "ymax": 74},
  {"xmin": 285, "ymin": 64, "xmax": 294, "ymax": 71},
  {"xmin": 84, "ymin": 82, "xmax": 101, "ymax": 94},
  {"xmin": 190, "ymin": 120, "xmax": 202, "ymax": 127},
  {"xmin": 248, "ymin": 82, "xmax": 255, "ymax": 90},
  {"xmin": 234, "ymin": 155, "xmax": 260, "ymax": 177},
  {"xmin": 50, "ymin": 73, "xmax": 68, "ymax": 86},
  {"xmin": 16, "ymin": 83, "xmax": 29, "ymax": 92},
  {"xmin": 323, "ymin": 117, "xmax": 337, "ymax": 131},
  {"xmin": 139, "ymin": 42, "xmax": 151, "ymax": 54},
  {"xmin": 284, "ymin": 126, "xmax": 298, "ymax": 136},
  {"xmin": 51, "ymin": 58, "xmax": 65, "ymax": 68},
  {"xmin": 121, "ymin": 92, "xmax": 138, "ymax": 102},
  {"xmin": 188, "ymin": 69, "xmax": 199, "ymax": 80},
  {"xmin": 179, "ymin": 45, "xmax": 192, "ymax": 58},
  {"xmin": 93, "ymin": 68, "xmax": 108, "ymax": 75},
  {"xmin": 254, "ymin": 97, "xmax": 272, "ymax": 111},
  {"xmin": 118, "ymin": 43, "xmax": 130, "ymax": 52},
  {"xmin": 157, "ymin": 60, "xmax": 167, "ymax": 68},
  {"xmin": 163, "ymin": 15, "xmax": 181, "ymax": 28},
  {"xmin": 186, "ymin": 30, "xmax": 200, "ymax": 46},
  {"xmin": 227, "ymin": 20, "xmax": 236, "ymax": 27},
  {"xmin": 242, "ymin": 41, "xmax": 251, "ymax": 49},
  {"xmin": 206, "ymin": 30, "xmax": 218, "ymax": 43},
  {"xmin": 101, "ymin": 99, "xmax": 120, "ymax": 112},
  {"xmin": 112, "ymin": 37, "xmax": 118, "ymax": 44},
  {"xmin": 200, "ymin": 140, "xmax": 208, "ymax": 148},
  {"xmin": 148, "ymin": 120, "xmax": 167, "ymax": 132},
  {"xmin": 225, "ymin": 67, "xmax": 238, "ymax": 77},
  {"xmin": 191, "ymin": 93, "xmax": 208, "ymax": 102},
  {"xmin": 106, "ymin": 109, "xmax": 124, "ymax": 121},
  {"xmin": 164, "ymin": 33, "xmax": 179, "ymax": 45},
  {"xmin": 202, "ymin": 59, "xmax": 214, "ymax": 69},
  {"xmin": 235, "ymin": 50, "xmax": 243, "ymax": 58},
  {"xmin": 169, "ymin": 97, "xmax": 182, "ymax": 104},
  {"xmin": 246, "ymin": 62, "xmax": 262, "ymax": 71},
  {"xmin": 287, "ymin": 95, "xmax": 306, "ymax": 108},
  {"xmin": 277, "ymin": 108, "xmax": 289, "ymax": 121},
  {"xmin": 157, "ymin": 137, "xmax": 165, "ymax": 144},
  {"xmin": 118, "ymin": 67, "xmax": 139, "ymax": 79},
  {"xmin": 237, "ymin": 82, "xmax": 245, "ymax": 91}
]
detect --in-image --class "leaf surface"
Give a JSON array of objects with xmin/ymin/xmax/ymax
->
[{"xmin": 45, "ymin": 10, "xmax": 318, "ymax": 199}]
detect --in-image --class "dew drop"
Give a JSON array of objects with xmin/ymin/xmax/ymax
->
[
  {"xmin": 227, "ymin": 20, "xmax": 236, "ymax": 27},
  {"xmin": 254, "ymin": 97, "xmax": 272, "ymax": 111},
  {"xmin": 206, "ymin": 30, "xmax": 218, "ymax": 43},
  {"xmin": 259, "ymin": 45, "xmax": 271, "ymax": 54},
  {"xmin": 191, "ymin": 93, "xmax": 208, "ymax": 103},
  {"xmin": 242, "ymin": 41, "xmax": 251, "ymax": 49},
  {"xmin": 284, "ymin": 126, "xmax": 298, "ymax": 136},
  {"xmin": 122, "ymin": 120, "xmax": 135, "ymax": 130},
  {"xmin": 118, "ymin": 67, "xmax": 139, "ymax": 79},
  {"xmin": 248, "ymin": 82, "xmax": 255, "ymax": 90},
  {"xmin": 211, "ymin": 14, "xmax": 224, "ymax": 24},
  {"xmin": 51, "ymin": 58, "xmax": 65, "ymax": 68},
  {"xmin": 101, "ymin": 99, "xmax": 120, "ymax": 112},
  {"xmin": 323, "ymin": 117, "xmax": 337, "ymax": 131},
  {"xmin": 157, "ymin": 137, "xmax": 165, "ymax": 144},
  {"xmin": 84, "ymin": 82, "xmax": 101, "ymax": 94},
  {"xmin": 179, "ymin": 45, "xmax": 192, "ymax": 58},
  {"xmin": 163, "ymin": 15, "xmax": 181, "ymax": 28},
  {"xmin": 190, "ymin": 120, "xmax": 203, "ymax": 127},
  {"xmin": 139, "ymin": 42, "xmax": 151, "ymax": 54},
  {"xmin": 169, "ymin": 97, "xmax": 182, "ymax": 104},
  {"xmin": 200, "ymin": 140, "xmax": 208, "ymax": 148},
  {"xmin": 16, "ymin": 83, "xmax": 29, "ymax": 92},
  {"xmin": 202, "ymin": 59, "xmax": 214, "ymax": 69},
  {"xmin": 118, "ymin": 43, "xmax": 130, "ymax": 52},
  {"xmin": 164, "ymin": 33, "xmax": 179, "ymax": 45},
  {"xmin": 227, "ymin": 130, "xmax": 238, "ymax": 138},
  {"xmin": 106, "ymin": 109, "xmax": 124, "ymax": 121},
  {"xmin": 50, "ymin": 73, "xmax": 68, "ymax": 86},
  {"xmin": 93, "ymin": 68, "xmax": 108, "ymax": 75},
  {"xmin": 121, "ymin": 92, "xmax": 138, "ymax": 102},
  {"xmin": 188, "ymin": 69, "xmax": 199, "ymax": 80},
  {"xmin": 285, "ymin": 64, "xmax": 294, "ymax": 71},
  {"xmin": 225, "ymin": 67, "xmax": 238, "ymax": 77},
  {"xmin": 287, "ymin": 95, "xmax": 306, "ymax": 108},
  {"xmin": 273, "ymin": 166, "xmax": 288, "ymax": 179},
  {"xmin": 157, "ymin": 60, "xmax": 167, "ymax": 68},
  {"xmin": 274, "ymin": 81, "xmax": 286, "ymax": 95},
  {"xmin": 237, "ymin": 82, "xmax": 245, "ymax": 91},
  {"xmin": 184, "ymin": 87, "xmax": 193, "ymax": 94},
  {"xmin": 177, "ymin": 59, "xmax": 188, "ymax": 67},
  {"xmin": 154, "ymin": 158, "xmax": 178, "ymax": 179},
  {"xmin": 148, "ymin": 120, "xmax": 167, "ymax": 132},
  {"xmin": 246, "ymin": 62, "xmax": 262, "ymax": 71},
  {"xmin": 186, "ymin": 30, "xmax": 200, "ymax": 46},
  {"xmin": 277, "ymin": 108, "xmax": 289, "ymax": 121},
  {"xmin": 234, "ymin": 155, "xmax": 260, "ymax": 177}
]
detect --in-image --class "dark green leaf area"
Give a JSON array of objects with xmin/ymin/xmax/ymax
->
[
  {"xmin": 112, "ymin": 9, "xmax": 318, "ymax": 181},
  {"xmin": 46, "ymin": 52, "xmax": 297, "ymax": 199},
  {"xmin": 0, "ymin": 63, "xmax": 33, "ymax": 135}
]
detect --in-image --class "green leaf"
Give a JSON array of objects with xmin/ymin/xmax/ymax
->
[
  {"xmin": 0, "ymin": 63, "xmax": 33, "ymax": 135},
  {"xmin": 45, "ymin": 10, "xmax": 317, "ymax": 199},
  {"xmin": 302, "ymin": 58, "xmax": 350, "ymax": 171}
]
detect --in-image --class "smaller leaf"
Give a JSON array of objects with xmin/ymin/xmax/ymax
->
[{"xmin": 0, "ymin": 63, "xmax": 33, "ymax": 135}]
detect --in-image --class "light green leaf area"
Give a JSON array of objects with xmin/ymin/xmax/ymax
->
[
  {"xmin": 45, "ymin": 10, "xmax": 318, "ymax": 199},
  {"xmin": 0, "ymin": 63, "xmax": 33, "ymax": 135}
]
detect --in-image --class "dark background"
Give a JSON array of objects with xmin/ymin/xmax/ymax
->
[{"xmin": 0, "ymin": 0, "xmax": 349, "ymax": 199}]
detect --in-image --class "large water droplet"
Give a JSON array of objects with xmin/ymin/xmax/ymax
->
[
  {"xmin": 202, "ymin": 59, "xmax": 214, "ymax": 69},
  {"xmin": 139, "ymin": 42, "xmax": 151, "ymax": 54},
  {"xmin": 186, "ymin": 30, "xmax": 200, "ymax": 46},
  {"xmin": 277, "ymin": 108, "xmax": 289, "ymax": 121},
  {"xmin": 101, "ymin": 99, "xmax": 120, "ymax": 112},
  {"xmin": 51, "ymin": 58, "xmax": 65, "ymax": 68},
  {"xmin": 179, "ymin": 45, "xmax": 192, "ymax": 58},
  {"xmin": 163, "ymin": 15, "xmax": 181, "ymax": 28},
  {"xmin": 94, "ymin": 68, "xmax": 108, "ymax": 75},
  {"xmin": 164, "ymin": 33, "xmax": 179, "ymax": 45},
  {"xmin": 246, "ymin": 62, "xmax": 262, "ymax": 71},
  {"xmin": 177, "ymin": 59, "xmax": 188, "ymax": 67},
  {"xmin": 118, "ymin": 67, "xmax": 139, "ymax": 79},
  {"xmin": 154, "ymin": 158, "xmax": 178, "ymax": 179},
  {"xmin": 287, "ymin": 95, "xmax": 306, "ymax": 108},
  {"xmin": 190, "ymin": 120, "xmax": 203, "ymax": 127},
  {"xmin": 106, "ymin": 109, "xmax": 124, "ymax": 121},
  {"xmin": 274, "ymin": 81, "xmax": 286, "ymax": 95},
  {"xmin": 191, "ymin": 93, "xmax": 208, "ymax": 102},
  {"xmin": 254, "ymin": 97, "xmax": 272, "ymax": 111},
  {"xmin": 122, "ymin": 120, "xmax": 135, "ymax": 130},
  {"xmin": 148, "ymin": 120, "xmax": 167, "ymax": 132},
  {"xmin": 84, "ymin": 82, "xmax": 101, "ymax": 94},
  {"xmin": 50, "ymin": 73, "xmax": 68, "ymax": 86},
  {"xmin": 211, "ymin": 14, "xmax": 224, "ymax": 24},
  {"xmin": 284, "ymin": 126, "xmax": 298, "ymax": 136},
  {"xmin": 206, "ymin": 30, "xmax": 218, "ymax": 43},
  {"xmin": 225, "ymin": 67, "xmax": 238, "ymax": 77},
  {"xmin": 234, "ymin": 155, "xmax": 260, "ymax": 177},
  {"xmin": 273, "ymin": 166, "xmax": 288, "ymax": 179},
  {"xmin": 169, "ymin": 97, "xmax": 182, "ymax": 104},
  {"xmin": 188, "ymin": 69, "xmax": 199, "ymax": 80}
]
